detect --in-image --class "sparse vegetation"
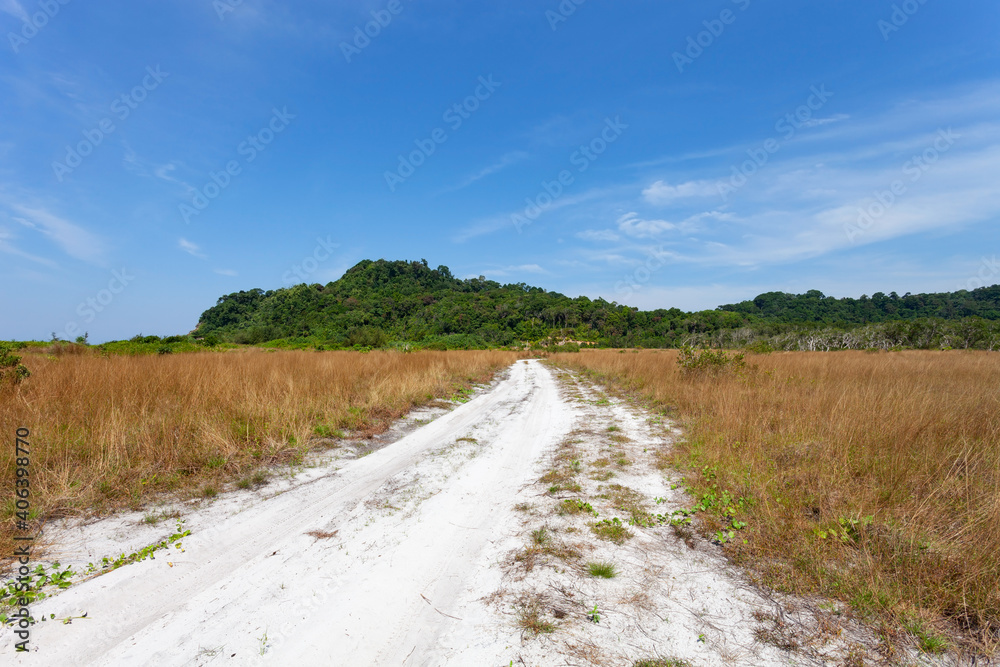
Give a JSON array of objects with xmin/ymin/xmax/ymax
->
[
  {"xmin": 602, "ymin": 484, "xmax": 647, "ymax": 523},
  {"xmin": 590, "ymin": 518, "xmax": 632, "ymax": 544},
  {"xmin": 514, "ymin": 596, "xmax": 557, "ymax": 636},
  {"xmin": 531, "ymin": 526, "xmax": 551, "ymax": 546},
  {"xmin": 236, "ymin": 470, "xmax": 270, "ymax": 490}
]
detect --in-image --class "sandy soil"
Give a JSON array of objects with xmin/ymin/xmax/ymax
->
[{"xmin": 2, "ymin": 360, "xmax": 953, "ymax": 666}]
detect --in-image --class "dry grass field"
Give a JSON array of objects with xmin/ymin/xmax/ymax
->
[
  {"xmin": 550, "ymin": 349, "xmax": 1000, "ymax": 654},
  {"xmin": 0, "ymin": 348, "xmax": 523, "ymax": 561}
]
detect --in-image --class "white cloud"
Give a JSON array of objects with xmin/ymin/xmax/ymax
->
[
  {"xmin": 616, "ymin": 212, "xmax": 675, "ymax": 238},
  {"xmin": 576, "ymin": 229, "xmax": 620, "ymax": 242},
  {"xmin": 214, "ymin": 268, "xmax": 238, "ymax": 277},
  {"xmin": 642, "ymin": 179, "xmax": 718, "ymax": 205},
  {"xmin": 798, "ymin": 113, "xmax": 850, "ymax": 129},
  {"xmin": 178, "ymin": 238, "xmax": 207, "ymax": 259},
  {"xmin": 603, "ymin": 84, "xmax": 1000, "ymax": 271}
]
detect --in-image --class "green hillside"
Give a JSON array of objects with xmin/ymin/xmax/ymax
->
[{"xmin": 193, "ymin": 259, "xmax": 1000, "ymax": 351}]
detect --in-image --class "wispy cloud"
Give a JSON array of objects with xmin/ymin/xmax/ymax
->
[
  {"xmin": 443, "ymin": 151, "xmax": 529, "ymax": 192},
  {"xmin": 798, "ymin": 113, "xmax": 850, "ymax": 129},
  {"xmin": 478, "ymin": 263, "xmax": 548, "ymax": 279},
  {"xmin": 642, "ymin": 179, "xmax": 718, "ymax": 205},
  {"xmin": 153, "ymin": 162, "xmax": 197, "ymax": 196},
  {"xmin": 0, "ymin": 0, "xmax": 28, "ymax": 22},
  {"xmin": 178, "ymin": 237, "xmax": 207, "ymax": 259},
  {"xmin": 616, "ymin": 212, "xmax": 675, "ymax": 238},
  {"xmin": 454, "ymin": 187, "xmax": 616, "ymax": 242},
  {"xmin": 556, "ymin": 82, "xmax": 1000, "ymax": 277},
  {"xmin": 214, "ymin": 268, "xmax": 238, "ymax": 276},
  {"xmin": 8, "ymin": 204, "xmax": 105, "ymax": 265},
  {"xmin": 576, "ymin": 229, "xmax": 620, "ymax": 242},
  {"xmin": 621, "ymin": 139, "xmax": 1000, "ymax": 269},
  {"xmin": 0, "ymin": 226, "xmax": 58, "ymax": 268}
]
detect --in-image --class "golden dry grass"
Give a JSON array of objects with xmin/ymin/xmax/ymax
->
[
  {"xmin": 551, "ymin": 349, "xmax": 1000, "ymax": 652},
  {"xmin": 0, "ymin": 349, "xmax": 523, "ymax": 561}
]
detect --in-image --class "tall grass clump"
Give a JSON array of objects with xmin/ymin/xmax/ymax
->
[
  {"xmin": 552, "ymin": 349, "xmax": 1000, "ymax": 652},
  {"xmin": 0, "ymin": 349, "xmax": 523, "ymax": 563}
]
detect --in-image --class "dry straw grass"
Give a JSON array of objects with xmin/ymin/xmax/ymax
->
[
  {"xmin": 0, "ymin": 349, "xmax": 522, "ymax": 561},
  {"xmin": 551, "ymin": 349, "xmax": 1000, "ymax": 652}
]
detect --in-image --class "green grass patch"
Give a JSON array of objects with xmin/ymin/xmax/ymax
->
[{"xmin": 587, "ymin": 561, "xmax": 618, "ymax": 578}]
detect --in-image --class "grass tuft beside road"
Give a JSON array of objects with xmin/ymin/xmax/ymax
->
[{"xmin": 550, "ymin": 349, "xmax": 1000, "ymax": 653}]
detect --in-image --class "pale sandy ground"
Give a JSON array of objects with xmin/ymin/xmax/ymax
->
[{"xmin": 1, "ymin": 360, "xmax": 959, "ymax": 666}]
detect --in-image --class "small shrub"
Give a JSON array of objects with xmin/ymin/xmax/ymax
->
[
  {"xmin": 743, "ymin": 340, "xmax": 775, "ymax": 354},
  {"xmin": 0, "ymin": 343, "xmax": 30, "ymax": 385},
  {"xmin": 676, "ymin": 345, "xmax": 747, "ymax": 376}
]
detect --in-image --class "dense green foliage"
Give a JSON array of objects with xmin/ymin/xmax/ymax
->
[
  {"xmin": 0, "ymin": 342, "xmax": 30, "ymax": 384},
  {"xmin": 197, "ymin": 259, "xmax": 686, "ymax": 349},
  {"xmin": 193, "ymin": 259, "xmax": 1000, "ymax": 351},
  {"xmin": 718, "ymin": 286, "xmax": 1000, "ymax": 324}
]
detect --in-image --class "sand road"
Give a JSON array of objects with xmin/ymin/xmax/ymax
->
[
  {"xmin": 9, "ymin": 359, "xmax": 575, "ymax": 665},
  {"xmin": 6, "ymin": 359, "xmax": 912, "ymax": 666}
]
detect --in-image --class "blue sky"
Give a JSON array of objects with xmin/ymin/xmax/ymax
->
[{"xmin": 1, "ymin": 0, "xmax": 998, "ymax": 341}]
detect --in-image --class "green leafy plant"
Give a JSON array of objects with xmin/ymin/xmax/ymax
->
[
  {"xmin": 83, "ymin": 521, "xmax": 190, "ymax": 576},
  {"xmin": 0, "ymin": 562, "xmax": 75, "ymax": 613},
  {"xmin": 588, "ymin": 604, "xmax": 601, "ymax": 623},
  {"xmin": 560, "ymin": 498, "xmax": 598, "ymax": 517},
  {"xmin": 813, "ymin": 515, "xmax": 874, "ymax": 543}
]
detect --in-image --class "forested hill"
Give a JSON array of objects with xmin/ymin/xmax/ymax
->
[
  {"xmin": 195, "ymin": 259, "xmax": 1000, "ymax": 349},
  {"xmin": 196, "ymin": 259, "xmax": 688, "ymax": 347},
  {"xmin": 718, "ymin": 286, "xmax": 1000, "ymax": 324}
]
